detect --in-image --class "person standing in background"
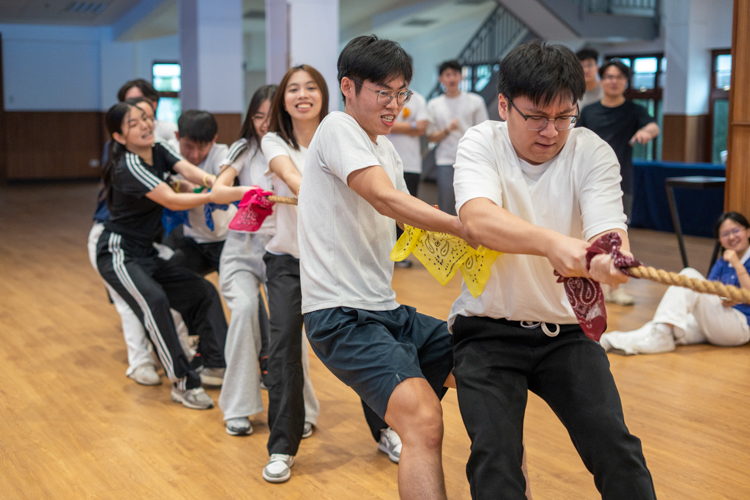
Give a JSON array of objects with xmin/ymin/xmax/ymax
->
[
  {"xmin": 427, "ymin": 60, "xmax": 488, "ymax": 215},
  {"xmin": 576, "ymin": 47, "xmax": 603, "ymax": 110}
]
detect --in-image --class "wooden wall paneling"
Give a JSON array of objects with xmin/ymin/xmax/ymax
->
[
  {"xmin": 662, "ymin": 114, "xmax": 687, "ymax": 161},
  {"xmin": 5, "ymin": 111, "xmax": 104, "ymax": 180},
  {"xmin": 662, "ymin": 114, "xmax": 708, "ymax": 163},
  {"xmin": 213, "ymin": 113, "xmax": 242, "ymax": 147},
  {"xmin": 725, "ymin": 0, "xmax": 750, "ymax": 214}
]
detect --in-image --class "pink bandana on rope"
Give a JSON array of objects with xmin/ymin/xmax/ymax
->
[
  {"xmin": 556, "ymin": 232, "xmax": 641, "ymax": 341},
  {"xmin": 228, "ymin": 187, "xmax": 275, "ymax": 232}
]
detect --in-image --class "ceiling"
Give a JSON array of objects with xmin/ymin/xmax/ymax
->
[{"xmin": 0, "ymin": 0, "xmax": 499, "ymax": 42}]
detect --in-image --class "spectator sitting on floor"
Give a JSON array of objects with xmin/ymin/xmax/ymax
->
[{"xmin": 601, "ymin": 211, "xmax": 750, "ymax": 355}]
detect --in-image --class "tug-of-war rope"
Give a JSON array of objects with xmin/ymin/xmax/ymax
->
[{"xmin": 231, "ymin": 189, "xmax": 750, "ymax": 339}]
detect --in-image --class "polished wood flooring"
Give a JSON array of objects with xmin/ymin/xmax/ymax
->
[{"xmin": 0, "ymin": 182, "xmax": 748, "ymax": 499}]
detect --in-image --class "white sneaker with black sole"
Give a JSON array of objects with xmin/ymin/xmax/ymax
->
[
  {"xmin": 263, "ymin": 454, "xmax": 294, "ymax": 483},
  {"xmin": 170, "ymin": 386, "xmax": 214, "ymax": 410},
  {"xmin": 378, "ymin": 427, "xmax": 402, "ymax": 464},
  {"xmin": 302, "ymin": 422, "xmax": 314, "ymax": 439},
  {"xmin": 226, "ymin": 417, "xmax": 253, "ymax": 436}
]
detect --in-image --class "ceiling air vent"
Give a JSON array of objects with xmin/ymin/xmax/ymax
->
[
  {"xmin": 403, "ymin": 18, "xmax": 437, "ymax": 27},
  {"xmin": 64, "ymin": 2, "xmax": 107, "ymax": 14}
]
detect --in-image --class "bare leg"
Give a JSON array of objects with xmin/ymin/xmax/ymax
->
[{"xmin": 385, "ymin": 377, "xmax": 447, "ymax": 500}]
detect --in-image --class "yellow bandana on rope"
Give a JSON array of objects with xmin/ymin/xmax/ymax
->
[{"xmin": 391, "ymin": 225, "xmax": 501, "ymax": 298}]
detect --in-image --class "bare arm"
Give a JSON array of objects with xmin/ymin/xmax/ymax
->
[
  {"xmin": 390, "ymin": 119, "xmax": 428, "ymax": 137},
  {"xmin": 347, "ymin": 165, "xmax": 468, "ymax": 241},
  {"xmin": 145, "ymin": 182, "xmax": 213, "ymax": 211},
  {"xmin": 459, "ymin": 197, "xmax": 591, "ymax": 278},
  {"xmin": 209, "ymin": 165, "xmax": 255, "ymax": 204},
  {"xmin": 630, "ymin": 122, "xmax": 660, "ymax": 145},
  {"xmin": 269, "ymin": 155, "xmax": 302, "ymax": 196},
  {"xmin": 173, "ymin": 160, "xmax": 216, "ymax": 188},
  {"xmin": 427, "ymin": 119, "xmax": 460, "ymax": 143}
]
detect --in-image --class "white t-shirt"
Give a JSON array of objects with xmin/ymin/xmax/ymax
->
[
  {"xmin": 299, "ymin": 111, "xmax": 410, "ymax": 314},
  {"xmin": 183, "ymin": 143, "xmax": 236, "ymax": 244},
  {"xmin": 154, "ymin": 120, "xmax": 179, "ymax": 150},
  {"xmin": 427, "ymin": 92, "xmax": 489, "ymax": 165},
  {"xmin": 225, "ymin": 138, "xmax": 276, "ymax": 236},
  {"xmin": 448, "ymin": 121, "xmax": 627, "ymax": 330},
  {"xmin": 578, "ymin": 85, "xmax": 603, "ymax": 110},
  {"xmin": 388, "ymin": 91, "xmax": 428, "ymax": 174},
  {"xmin": 261, "ymin": 132, "xmax": 307, "ymax": 258}
]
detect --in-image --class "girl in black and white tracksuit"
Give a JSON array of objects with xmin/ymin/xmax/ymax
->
[
  {"xmin": 96, "ymin": 101, "xmax": 227, "ymax": 409},
  {"xmin": 210, "ymin": 85, "xmax": 320, "ymax": 437}
]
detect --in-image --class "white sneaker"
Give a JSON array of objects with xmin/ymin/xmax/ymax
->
[
  {"xmin": 635, "ymin": 323, "xmax": 676, "ymax": 354},
  {"xmin": 198, "ymin": 367, "xmax": 225, "ymax": 387},
  {"xmin": 128, "ymin": 363, "xmax": 161, "ymax": 386},
  {"xmin": 263, "ymin": 454, "xmax": 294, "ymax": 483},
  {"xmin": 604, "ymin": 287, "xmax": 635, "ymax": 306},
  {"xmin": 226, "ymin": 417, "xmax": 253, "ymax": 436},
  {"xmin": 378, "ymin": 427, "xmax": 402, "ymax": 464},
  {"xmin": 302, "ymin": 422, "xmax": 314, "ymax": 439}
]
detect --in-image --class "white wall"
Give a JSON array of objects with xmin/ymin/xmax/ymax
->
[
  {"xmin": 1, "ymin": 24, "xmax": 102, "ymax": 111},
  {"xmin": 0, "ymin": 23, "xmax": 179, "ymax": 112},
  {"xmin": 394, "ymin": 13, "xmax": 497, "ymax": 97}
]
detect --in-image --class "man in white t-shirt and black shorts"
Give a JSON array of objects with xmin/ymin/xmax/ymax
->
[
  {"xmin": 450, "ymin": 41, "xmax": 656, "ymax": 499},
  {"xmin": 299, "ymin": 35, "xmax": 471, "ymax": 500}
]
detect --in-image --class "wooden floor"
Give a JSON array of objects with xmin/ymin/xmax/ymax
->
[{"xmin": 0, "ymin": 181, "xmax": 748, "ymax": 499}]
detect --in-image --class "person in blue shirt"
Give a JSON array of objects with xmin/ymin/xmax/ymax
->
[{"xmin": 601, "ymin": 211, "xmax": 750, "ymax": 355}]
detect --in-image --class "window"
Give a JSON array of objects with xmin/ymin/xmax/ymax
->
[
  {"xmin": 605, "ymin": 53, "xmax": 665, "ymax": 161},
  {"xmin": 710, "ymin": 49, "xmax": 731, "ymax": 164},
  {"xmin": 152, "ymin": 62, "xmax": 181, "ymax": 124}
]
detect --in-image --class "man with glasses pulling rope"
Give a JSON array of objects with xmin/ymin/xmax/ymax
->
[{"xmin": 449, "ymin": 41, "xmax": 657, "ymax": 499}]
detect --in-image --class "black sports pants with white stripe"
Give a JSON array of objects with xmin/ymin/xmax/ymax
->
[{"xmin": 96, "ymin": 230, "xmax": 227, "ymax": 390}]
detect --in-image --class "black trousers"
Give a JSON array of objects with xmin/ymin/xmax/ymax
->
[
  {"xmin": 97, "ymin": 230, "xmax": 227, "ymax": 390},
  {"xmin": 170, "ymin": 238, "xmax": 224, "ymax": 276},
  {"xmin": 452, "ymin": 316, "xmax": 656, "ymax": 500},
  {"xmin": 264, "ymin": 253, "xmax": 306, "ymax": 455}
]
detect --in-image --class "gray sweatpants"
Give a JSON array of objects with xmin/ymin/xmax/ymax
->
[{"xmin": 218, "ymin": 231, "xmax": 320, "ymax": 423}]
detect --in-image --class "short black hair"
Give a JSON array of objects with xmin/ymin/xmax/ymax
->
[
  {"xmin": 497, "ymin": 41, "xmax": 585, "ymax": 107},
  {"xmin": 337, "ymin": 35, "xmax": 413, "ymax": 103},
  {"xmin": 576, "ymin": 47, "xmax": 599, "ymax": 63},
  {"xmin": 599, "ymin": 59, "xmax": 631, "ymax": 80},
  {"xmin": 117, "ymin": 78, "xmax": 160, "ymax": 103},
  {"xmin": 438, "ymin": 60, "xmax": 462, "ymax": 76},
  {"xmin": 177, "ymin": 110, "xmax": 218, "ymax": 143}
]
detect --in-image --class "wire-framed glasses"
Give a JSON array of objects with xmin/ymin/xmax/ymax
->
[
  {"xmin": 507, "ymin": 99, "xmax": 579, "ymax": 131},
  {"xmin": 353, "ymin": 79, "xmax": 413, "ymax": 106}
]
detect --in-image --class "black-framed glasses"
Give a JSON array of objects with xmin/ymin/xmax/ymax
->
[
  {"xmin": 352, "ymin": 79, "xmax": 413, "ymax": 106},
  {"xmin": 507, "ymin": 99, "xmax": 579, "ymax": 131}
]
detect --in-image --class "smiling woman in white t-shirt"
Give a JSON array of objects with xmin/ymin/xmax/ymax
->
[{"xmin": 255, "ymin": 65, "xmax": 329, "ymax": 484}]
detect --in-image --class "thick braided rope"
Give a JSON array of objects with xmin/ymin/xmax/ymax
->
[
  {"xmin": 628, "ymin": 265, "xmax": 750, "ymax": 304},
  {"xmin": 268, "ymin": 195, "xmax": 298, "ymax": 205}
]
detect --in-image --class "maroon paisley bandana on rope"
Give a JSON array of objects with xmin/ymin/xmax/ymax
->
[{"xmin": 556, "ymin": 232, "xmax": 641, "ymax": 341}]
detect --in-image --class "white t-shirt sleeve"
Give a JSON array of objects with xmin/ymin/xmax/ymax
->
[
  {"xmin": 426, "ymin": 100, "xmax": 441, "ymax": 135},
  {"xmin": 318, "ymin": 116, "xmax": 382, "ymax": 183},
  {"xmin": 414, "ymin": 96, "xmax": 429, "ymax": 122},
  {"xmin": 473, "ymin": 95, "xmax": 490, "ymax": 125},
  {"xmin": 578, "ymin": 138, "xmax": 628, "ymax": 240},
  {"xmin": 261, "ymin": 133, "xmax": 293, "ymax": 175},
  {"xmin": 229, "ymin": 148, "xmax": 249, "ymax": 176},
  {"xmin": 453, "ymin": 126, "xmax": 504, "ymax": 214}
]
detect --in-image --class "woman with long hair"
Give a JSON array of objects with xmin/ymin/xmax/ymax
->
[
  {"xmin": 254, "ymin": 65, "xmax": 329, "ymax": 483},
  {"xmin": 210, "ymin": 84, "xmax": 320, "ymax": 437},
  {"xmin": 96, "ymin": 101, "xmax": 228, "ymax": 409},
  {"xmin": 601, "ymin": 211, "xmax": 750, "ymax": 355}
]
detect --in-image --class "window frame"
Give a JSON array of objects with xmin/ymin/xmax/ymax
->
[
  {"xmin": 709, "ymin": 48, "xmax": 731, "ymax": 164},
  {"xmin": 152, "ymin": 60, "xmax": 180, "ymax": 99}
]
